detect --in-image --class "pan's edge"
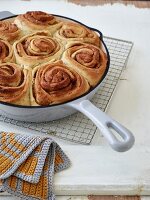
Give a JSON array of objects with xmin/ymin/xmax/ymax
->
[{"xmin": 0, "ymin": 13, "xmax": 110, "ymax": 109}]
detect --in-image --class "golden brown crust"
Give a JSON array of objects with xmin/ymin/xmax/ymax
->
[
  {"xmin": 0, "ymin": 39, "xmax": 15, "ymax": 63},
  {"xmin": 13, "ymin": 31, "xmax": 64, "ymax": 68},
  {"xmin": 62, "ymin": 42, "xmax": 107, "ymax": 87},
  {"xmin": 0, "ymin": 12, "xmax": 108, "ymax": 106},
  {"xmin": 14, "ymin": 11, "xmax": 62, "ymax": 34},
  {"xmin": 31, "ymin": 60, "xmax": 90, "ymax": 106},
  {"xmin": 0, "ymin": 21, "xmax": 21, "ymax": 44},
  {"xmin": 0, "ymin": 63, "xmax": 31, "ymax": 105},
  {"xmin": 54, "ymin": 22, "xmax": 100, "ymax": 47}
]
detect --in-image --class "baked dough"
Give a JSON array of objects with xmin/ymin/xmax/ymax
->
[
  {"xmin": 14, "ymin": 11, "xmax": 62, "ymax": 35},
  {"xmin": 0, "ymin": 11, "xmax": 108, "ymax": 106},
  {"xmin": 31, "ymin": 60, "xmax": 90, "ymax": 106},
  {"xmin": 0, "ymin": 63, "xmax": 31, "ymax": 105},
  {"xmin": 62, "ymin": 42, "xmax": 107, "ymax": 87},
  {"xmin": 13, "ymin": 31, "xmax": 64, "ymax": 68},
  {"xmin": 0, "ymin": 20, "xmax": 21, "ymax": 44},
  {"xmin": 0, "ymin": 39, "xmax": 15, "ymax": 63},
  {"xmin": 54, "ymin": 22, "xmax": 100, "ymax": 47}
]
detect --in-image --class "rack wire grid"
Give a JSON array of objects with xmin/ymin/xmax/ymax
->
[{"xmin": 0, "ymin": 36, "xmax": 133, "ymax": 144}]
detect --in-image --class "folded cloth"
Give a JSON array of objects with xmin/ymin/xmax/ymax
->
[{"xmin": 0, "ymin": 132, "xmax": 71, "ymax": 200}]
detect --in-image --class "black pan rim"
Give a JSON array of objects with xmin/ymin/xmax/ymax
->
[{"xmin": 0, "ymin": 13, "xmax": 110, "ymax": 109}]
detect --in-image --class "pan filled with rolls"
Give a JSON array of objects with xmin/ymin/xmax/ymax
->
[{"xmin": 0, "ymin": 11, "xmax": 134, "ymax": 152}]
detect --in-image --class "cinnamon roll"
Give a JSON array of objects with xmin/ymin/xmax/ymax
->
[
  {"xmin": 0, "ymin": 20, "xmax": 21, "ymax": 43},
  {"xmin": 31, "ymin": 60, "xmax": 90, "ymax": 106},
  {"xmin": 14, "ymin": 11, "xmax": 62, "ymax": 34},
  {"xmin": 54, "ymin": 22, "xmax": 100, "ymax": 47},
  {"xmin": 62, "ymin": 42, "xmax": 107, "ymax": 86},
  {"xmin": 13, "ymin": 31, "xmax": 64, "ymax": 68},
  {"xmin": 0, "ymin": 39, "xmax": 15, "ymax": 63},
  {"xmin": 0, "ymin": 63, "xmax": 31, "ymax": 105}
]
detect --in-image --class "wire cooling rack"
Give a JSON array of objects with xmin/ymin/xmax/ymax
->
[{"xmin": 0, "ymin": 36, "xmax": 133, "ymax": 144}]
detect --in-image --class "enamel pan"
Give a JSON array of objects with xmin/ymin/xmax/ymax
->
[{"xmin": 0, "ymin": 11, "xmax": 135, "ymax": 152}]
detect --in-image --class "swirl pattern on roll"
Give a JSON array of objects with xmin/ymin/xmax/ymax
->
[
  {"xmin": 13, "ymin": 32, "xmax": 63, "ymax": 68},
  {"xmin": 62, "ymin": 42, "xmax": 107, "ymax": 86},
  {"xmin": 54, "ymin": 22, "xmax": 100, "ymax": 46},
  {"xmin": 14, "ymin": 11, "xmax": 62, "ymax": 34},
  {"xmin": 31, "ymin": 60, "xmax": 90, "ymax": 105},
  {"xmin": 0, "ymin": 11, "xmax": 108, "ymax": 106},
  {"xmin": 0, "ymin": 39, "xmax": 15, "ymax": 63},
  {"xmin": 0, "ymin": 21, "xmax": 21, "ymax": 43},
  {"xmin": 0, "ymin": 63, "xmax": 30, "ymax": 105}
]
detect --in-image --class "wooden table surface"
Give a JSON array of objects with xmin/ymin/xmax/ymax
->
[
  {"xmin": 22, "ymin": 0, "xmax": 150, "ymax": 8},
  {"xmin": 68, "ymin": 0, "xmax": 150, "ymax": 8}
]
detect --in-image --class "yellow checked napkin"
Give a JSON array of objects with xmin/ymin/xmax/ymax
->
[{"xmin": 0, "ymin": 132, "xmax": 71, "ymax": 200}]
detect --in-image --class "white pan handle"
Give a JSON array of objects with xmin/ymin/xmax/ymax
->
[
  {"xmin": 0, "ymin": 11, "xmax": 15, "ymax": 19},
  {"xmin": 69, "ymin": 100, "xmax": 135, "ymax": 152}
]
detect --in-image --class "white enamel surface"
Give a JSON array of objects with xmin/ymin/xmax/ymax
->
[
  {"xmin": 0, "ymin": 85, "xmax": 99, "ymax": 122},
  {"xmin": 0, "ymin": 0, "xmax": 150, "ymax": 198},
  {"xmin": 69, "ymin": 100, "xmax": 135, "ymax": 152},
  {"xmin": 0, "ymin": 103, "xmax": 76, "ymax": 122},
  {"xmin": 0, "ymin": 68, "xmax": 101, "ymax": 122}
]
